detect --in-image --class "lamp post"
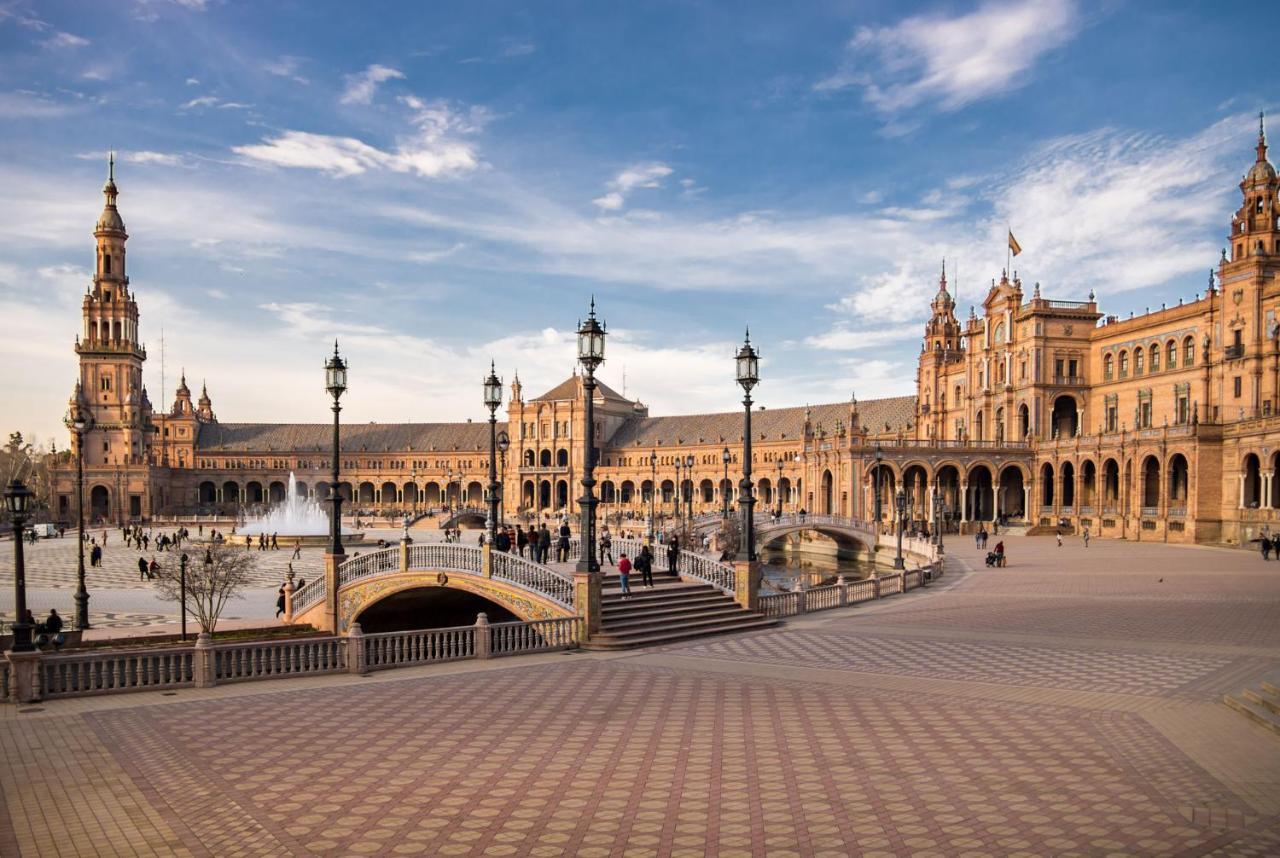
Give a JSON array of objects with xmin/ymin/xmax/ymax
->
[
  {"xmin": 576, "ymin": 300, "xmax": 606, "ymax": 574},
  {"xmin": 684, "ymin": 455, "xmax": 695, "ymax": 524},
  {"xmin": 673, "ymin": 457, "xmax": 683, "ymax": 529},
  {"xmin": 5, "ymin": 479, "xmax": 35, "ymax": 652},
  {"xmin": 735, "ymin": 330, "xmax": 759, "ymax": 561},
  {"xmin": 775, "ymin": 459, "xmax": 784, "ymax": 518},
  {"xmin": 721, "ymin": 447, "xmax": 731, "ymax": 519},
  {"xmin": 410, "ymin": 466, "xmax": 417, "ymax": 520},
  {"xmin": 65, "ymin": 402, "xmax": 93, "ymax": 630},
  {"xmin": 648, "ymin": 449, "xmax": 657, "ymax": 547},
  {"xmin": 894, "ymin": 486, "xmax": 906, "ymax": 569},
  {"xmin": 497, "ymin": 431, "xmax": 510, "ymax": 525},
  {"xmin": 179, "ymin": 551, "xmax": 189, "ymax": 641},
  {"xmin": 483, "ymin": 362, "xmax": 503, "ymax": 544},
  {"xmin": 933, "ymin": 492, "xmax": 945, "ymax": 554},
  {"xmin": 324, "ymin": 341, "xmax": 347, "ymax": 556},
  {"xmin": 873, "ymin": 443, "xmax": 883, "ymax": 527}
]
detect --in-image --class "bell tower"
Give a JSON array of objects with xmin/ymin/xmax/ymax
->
[
  {"xmin": 917, "ymin": 261, "xmax": 962, "ymax": 439},
  {"xmin": 74, "ymin": 155, "xmax": 151, "ymax": 467}
]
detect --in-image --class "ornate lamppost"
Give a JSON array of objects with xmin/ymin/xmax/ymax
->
[
  {"xmin": 894, "ymin": 486, "xmax": 907, "ymax": 570},
  {"xmin": 483, "ymin": 362, "xmax": 503, "ymax": 544},
  {"xmin": 576, "ymin": 300, "xmax": 606, "ymax": 574},
  {"xmin": 497, "ymin": 430, "xmax": 510, "ymax": 525},
  {"xmin": 873, "ymin": 443, "xmax": 884, "ymax": 527},
  {"xmin": 684, "ymin": 454, "xmax": 695, "ymax": 524},
  {"xmin": 735, "ymin": 330, "xmax": 759, "ymax": 561},
  {"xmin": 64, "ymin": 399, "xmax": 93, "ymax": 630},
  {"xmin": 933, "ymin": 492, "xmax": 945, "ymax": 554},
  {"xmin": 410, "ymin": 466, "xmax": 417, "ymax": 520},
  {"xmin": 5, "ymin": 479, "xmax": 35, "ymax": 652},
  {"xmin": 648, "ymin": 449, "xmax": 657, "ymax": 546},
  {"xmin": 721, "ymin": 446, "xmax": 731, "ymax": 519},
  {"xmin": 324, "ymin": 341, "xmax": 347, "ymax": 556},
  {"xmin": 673, "ymin": 457, "xmax": 684, "ymax": 528},
  {"xmin": 775, "ymin": 459, "xmax": 784, "ymax": 518}
]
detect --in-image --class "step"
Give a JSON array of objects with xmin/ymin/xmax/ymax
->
[
  {"xmin": 595, "ymin": 611, "xmax": 771, "ymax": 641},
  {"xmin": 1262, "ymin": 681, "xmax": 1280, "ymax": 698},
  {"xmin": 602, "ymin": 599, "xmax": 743, "ymax": 622},
  {"xmin": 601, "ymin": 584, "xmax": 719, "ymax": 603},
  {"xmin": 583, "ymin": 618, "xmax": 777, "ymax": 650},
  {"xmin": 602, "ymin": 605, "xmax": 748, "ymax": 632},
  {"xmin": 1224, "ymin": 694, "xmax": 1280, "ymax": 737},
  {"xmin": 1244, "ymin": 688, "xmax": 1280, "ymax": 717},
  {"xmin": 601, "ymin": 592, "xmax": 728, "ymax": 612}
]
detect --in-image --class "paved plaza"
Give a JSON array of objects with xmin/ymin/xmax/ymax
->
[{"xmin": 3, "ymin": 534, "xmax": 1280, "ymax": 856}]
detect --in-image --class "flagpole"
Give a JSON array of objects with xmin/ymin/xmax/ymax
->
[{"xmin": 1006, "ymin": 225, "xmax": 1011, "ymax": 276}]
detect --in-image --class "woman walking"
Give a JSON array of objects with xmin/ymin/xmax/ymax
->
[{"xmin": 617, "ymin": 552, "xmax": 633, "ymax": 599}]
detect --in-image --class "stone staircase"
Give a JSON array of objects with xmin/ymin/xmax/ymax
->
[
  {"xmin": 1224, "ymin": 681, "xmax": 1280, "ymax": 737},
  {"xmin": 584, "ymin": 570, "xmax": 775, "ymax": 650}
]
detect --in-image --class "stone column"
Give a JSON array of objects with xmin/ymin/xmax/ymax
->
[
  {"xmin": 482, "ymin": 541, "xmax": 492, "ymax": 578},
  {"xmin": 5, "ymin": 650, "xmax": 42, "ymax": 703},
  {"xmin": 474, "ymin": 613, "xmax": 491, "ymax": 660},
  {"xmin": 574, "ymin": 571, "xmax": 601, "ymax": 639},
  {"xmin": 1239, "ymin": 474, "xmax": 1246, "ymax": 509},
  {"xmin": 1264, "ymin": 474, "xmax": 1273, "ymax": 510},
  {"xmin": 991, "ymin": 483, "xmax": 999, "ymax": 522},
  {"xmin": 960, "ymin": 482, "xmax": 969, "ymax": 522},
  {"xmin": 1023, "ymin": 485, "xmax": 1032, "ymax": 522},
  {"xmin": 347, "ymin": 622, "xmax": 367, "ymax": 674},
  {"xmin": 282, "ymin": 578, "xmax": 295, "ymax": 624},
  {"xmin": 193, "ymin": 632, "xmax": 215, "ymax": 688},
  {"xmin": 400, "ymin": 540, "xmax": 410, "ymax": 574},
  {"xmin": 323, "ymin": 551, "xmax": 346, "ymax": 634},
  {"xmin": 733, "ymin": 560, "xmax": 761, "ymax": 612}
]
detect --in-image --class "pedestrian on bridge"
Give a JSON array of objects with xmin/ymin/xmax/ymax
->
[
  {"xmin": 637, "ymin": 545, "xmax": 655, "ymax": 589},
  {"xmin": 667, "ymin": 536, "xmax": 679, "ymax": 575},
  {"xmin": 600, "ymin": 527, "xmax": 614, "ymax": 566},
  {"xmin": 538, "ymin": 524, "xmax": 551, "ymax": 563},
  {"xmin": 516, "ymin": 525, "xmax": 528, "ymax": 558},
  {"xmin": 617, "ymin": 553, "xmax": 632, "ymax": 598},
  {"xmin": 557, "ymin": 521, "xmax": 571, "ymax": 563}
]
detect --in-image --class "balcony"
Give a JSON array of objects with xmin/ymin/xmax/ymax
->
[
  {"xmin": 1225, "ymin": 343, "xmax": 1246, "ymax": 360},
  {"xmin": 1053, "ymin": 375, "xmax": 1086, "ymax": 386}
]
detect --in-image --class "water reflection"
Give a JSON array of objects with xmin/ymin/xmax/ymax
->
[{"xmin": 758, "ymin": 547, "xmax": 877, "ymax": 593}]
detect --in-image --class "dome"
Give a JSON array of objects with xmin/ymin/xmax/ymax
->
[
  {"xmin": 1246, "ymin": 158, "xmax": 1277, "ymax": 185},
  {"xmin": 96, "ymin": 202, "xmax": 126, "ymax": 234}
]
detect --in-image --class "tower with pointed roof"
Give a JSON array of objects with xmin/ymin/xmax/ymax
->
[
  {"xmin": 916, "ymin": 262, "xmax": 963, "ymax": 439},
  {"xmin": 74, "ymin": 154, "xmax": 153, "ymax": 470}
]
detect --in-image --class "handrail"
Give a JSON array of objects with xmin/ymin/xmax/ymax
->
[{"xmin": 490, "ymin": 552, "xmax": 574, "ymax": 607}]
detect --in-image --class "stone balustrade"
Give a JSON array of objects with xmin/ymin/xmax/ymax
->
[{"xmin": 758, "ymin": 559, "xmax": 943, "ymax": 619}]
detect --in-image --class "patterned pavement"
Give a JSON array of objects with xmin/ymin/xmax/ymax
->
[{"xmin": 1, "ymin": 534, "xmax": 1279, "ymax": 856}]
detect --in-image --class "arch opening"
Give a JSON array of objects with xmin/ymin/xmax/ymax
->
[{"xmin": 355, "ymin": 587, "xmax": 518, "ymax": 634}]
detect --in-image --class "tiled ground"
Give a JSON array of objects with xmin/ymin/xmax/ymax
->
[{"xmin": 2, "ymin": 533, "xmax": 1279, "ymax": 856}]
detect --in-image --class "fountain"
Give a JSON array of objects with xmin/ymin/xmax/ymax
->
[{"xmin": 238, "ymin": 472, "xmax": 363, "ymax": 546}]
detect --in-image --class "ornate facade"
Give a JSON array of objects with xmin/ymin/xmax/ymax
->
[{"xmin": 51, "ymin": 120, "xmax": 1280, "ymax": 545}]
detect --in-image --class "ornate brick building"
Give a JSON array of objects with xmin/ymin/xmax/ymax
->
[{"xmin": 52, "ymin": 120, "xmax": 1280, "ymax": 545}]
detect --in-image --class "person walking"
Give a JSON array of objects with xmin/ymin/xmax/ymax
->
[
  {"xmin": 667, "ymin": 536, "xmax": 679, "ymax": 575},
  {"xmin": 292, "ymin": 539, "xmax": 302, "ymax": 560},
  {"xmin": 1265, "ymin": 535, "xmax": 1274, "ymax": 561},
  {"xmin": 638, "ymin": 545, "xmax": 655, "ymax": 589},
  {"xmin": 148, "ymin": 557, "xmax": 160, "ymax": 579},
  {"xmin": 539, "ymin": 524, "xmax": 552, "ymax": 564},
  {"xmin": 974, "ymin": 530, "xmax": 982, "ymax": 549},
  {"xmin": 271, "ymin": 532, "xmax": 279, "ymax": 550},
  {"xmin": 276, "ymin": 585, "xmax": 287, "ymax": 618},
  {"xmin": 557, "ymin": 521, "xmax": 571, "ymax": 563},
  {"xmin": 1056, "ymin": 531, "xmax": 1064, "ymax": 548},
  {"xmin": 600, "ymin": 526, "xmax": 614, "ymax": 566},
  {"xmin": 1082, "ymin": 527, "xmax": 1091, "ymax": 548},
  {"xmin": 138, "ymin": 556, "xmax": 149, "ymax": 581},
  {"xmin": 516, "ymin": 525, "xmax": 528, "ymax": 558},
  {"xmin": 617, "ymin": 552, "xmax": 633, "ymax": 599}
]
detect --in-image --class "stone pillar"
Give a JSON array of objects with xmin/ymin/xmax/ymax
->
[
  {"xmin": 960, "ymin": 482, "xmax": 969, "ymax": 522},
  {"xmin": 991, "ymin": 483, "xmax": 999, "ymax": 522},
  {"xmin": 574, "ymin": 571, "xmax": 602, "ymax": 639},
  {"xmin": 474, "ymin": 613, "xmax": 491, "ymax": 659},
  {"xmin": 5, "ymin": 650, "xmax": 42, "ymax": 704},
  {"xmin": 873, "ymin": 575, "xmax": 883, "ymax": 599},
  {"xmin": 1024, "ymin": 485, "xmax": 1032, "ymax": 522},
  {"xmin": 482, "ymin": 542, "xmax": 492, "ymax": 578},
  {"xmin": 733, "ymin": 559, "xmax": 760, "ymax": 612},
  {"xmin": 282, "ymin": 578, "xmax": 295, "ymax": 624},
  {"xmin": 1240, "ymin": 474, "xmax": 1247, "ymax": 509},
  {"xmin": 400, "ymin": 539, "xmax": 410, "ymax": 574},
  {"xmin": 323, "ymin": 552, "xmax": 346, "ymax": 634},
  {"xmin": 347, "ymin": 622, "xmax": 367, "ymax": 674},
  {"xmin": 837, "ymin": 574, "xmax": 848, "ymax": 607},
  {"xmin": 193, "ymin": 632, "xmax": 215, "ymax": 688},
  {"xmin": 1265, "ymin": 474, "xmax": 1273, "ymax": 510}
]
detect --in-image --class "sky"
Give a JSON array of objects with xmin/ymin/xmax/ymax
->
[{"xmin": 1, "ymin": 0, "xmax": 1276, "ymax": 447}]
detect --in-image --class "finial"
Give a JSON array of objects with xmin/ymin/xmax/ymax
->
[
  {"xmin": 333, "ymin": 338, "xmax": 340, "ymax": 356},
  {"xmin": 1258, "ymin": 110, "xmax": 1269, "ymax": 162},
  {"xmin": 108, "ymin": 150, "xmax": 114, "ymax": 182},
  {"xmin": 1208, "ymin": 269, "xmax": 1216, "ymax": 292},
  {"xmin": 744, "ymin": 325, "xmax": 751, "ymax": 344},
  {"xmin": 1087, "ymin": 288, "xmax": 1095, "ymax": 302}
]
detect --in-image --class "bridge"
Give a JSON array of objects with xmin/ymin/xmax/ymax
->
[
  {"xmin": 694, "ymin": 511, "xmax": 882, "ymax": 554},
  {"xmin": 289, "ymin": 535, "xmax": 769, "ymax": 648}
]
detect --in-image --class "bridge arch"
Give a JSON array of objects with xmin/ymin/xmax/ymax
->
[{"xmin": 354, "ymin": 585, "xmax": 520, "ymax": 633}]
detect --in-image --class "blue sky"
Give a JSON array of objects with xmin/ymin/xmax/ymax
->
[{"xmin": 1, "ymin": 0, "xmax": 1275, "ymax": 445}]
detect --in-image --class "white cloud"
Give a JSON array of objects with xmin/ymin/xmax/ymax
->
[
  {"xmin": 340, "ymin": 64, "xmax": 404, "ymax": 105},
  {"xmin": 234, "ymin": 99, "xmax": 484, "ymax": 179},
  {"xmin": 185, "ymin": 77, "xmax": 200, "ymax": 86},
  {"xmin": 43, "ymin": 31, "xmax": 89, "ymax": 49},
  {"xmin": 125, "ymin": 150, "xmax": 185, "ymax": 166},
  {"xmin": 816, "ymin": 0, "xmax": 1079, "ymax": 114},
  {"xmin": 181, "ymin": 95, "xmax": 219, "ymax": 109},
  {"xmin": 263, "ymin": 55, "xmax": 310, "ymax": 85},
  {"xmin": 592, "ymin": 162, "xmax": 674, "ymax": 211}
]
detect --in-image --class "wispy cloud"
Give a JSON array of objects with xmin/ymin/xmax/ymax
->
[
  {"xmin": 0, "ymin": 91, "xmax": 79, "ymax": 119},
  {"xmin": 234, "ymin": 98, "xmax": 485, "ymax": 179},
  {"xmin": 816, "ymin": 0, "xmax": 1079, "ymax": 117},
  {"xmin": 592, "ymin": 162, "xmax": 674, "ymax": 211},
  {"xmin": 263, "ymin": 55, "xmax": 309, "ymax": 85},
  {"xmin": 42, "ymin": 31, "xmax": 89, "ymax": 49},
  {"xmin": 340, "ymin": 63, "xmax": 404, "ymax": 105},
  {"xmin": 180, "ymin": 95, "xmax": 219, "ymax": 109}
]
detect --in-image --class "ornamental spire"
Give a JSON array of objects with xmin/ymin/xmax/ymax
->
[{"xmin": 1259, "ymin": 111, "xmax": 1269, "ymax": 163}]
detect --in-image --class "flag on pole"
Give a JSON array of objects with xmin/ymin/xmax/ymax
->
[{"xmin": 1008, "ymin": 230, "xmax": 1022, "ymax": 257}]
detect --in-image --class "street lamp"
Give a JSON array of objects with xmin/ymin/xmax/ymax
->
[
  {"xmin": 5, "ymin": 479, "xmax": 35, "ymax": 652},
  {"xmin": 179, "ymin": 552, "xmax": 189, "ymax": 641},
  {"xmin": 673, "ymin": 457, "xmax": 684, "ymax": 528},
  {"xmin": 648, "ymin": 449, "xmax": 657, "ymax": 547},
  {"xmin": 873, "ymin": 443, "xmax": 884, "ymax": 527},
  {"xmin": 483, "ymin": 362, "xmax": 503, "ymax": 544},
  {"xmin": 684, "ymin": 454, "xmax": 695, "ymax": 524},
  {"xmin": 324, "ymin": 340, "xmax": 347, "ymax": 556},
  {"xmin": 721, "ymin": 447, "xmax": 731, "ymax": 519},
  {"xmin": 64, "ymin": 395, "xmax": 93, "ymax": 630},
  {"xmin": 735, "ymin": 329, "xmax": 759, "ymax": 561},
  {"xmin": 497, "ymin": 431, "xmax": 510, "ymax": 525},
  {"xmin": 410, "ymin": 466, "xmax": 417, "ymax": 520},
  {"xmin": 576, "ymin": 299, "xmax": 606, "ymax": 574},
  {"xmin": 775, "ymin": 459, "xmax": 784, "ymax": 518},
  {"xmin": 894, "ymin": 486, "xmax": 907, "ymax": 570},
  {"xmin": 933, "ymin": 492, "xmax": 945, "ymax": 553}
]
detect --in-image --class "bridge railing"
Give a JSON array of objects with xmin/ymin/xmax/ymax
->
[
  {"xmin": 42, "ymin": 647, "xmax": 194, "ymax": 698},
  {"xmin": 583, "ymin": 535, "xmax": 737, "ymax": 595},
  {"xmin": 292, "ymin": 577, "xmax": 327, "ymax": 612},
  {"xmin": 214, "ymin": 636, "xmax": 346, "ymax": 683},
  {"xmin": 758, "ymin": 559, "xmax": 944, "ymax": 619},
  {"xmin": 490, "ymin": 552, "xmax": 575, "ymax": 608},
  {"xmin": 489, "ymin": 617, "xmax": 581, "ymax": 656},
  {"xmin": 337, "ymin": 547, "xmax": 403, "ymax": 587},
  {"xmin": 363, "ymin": 625, "xmax": 475, "ymax": 670},
  {"xmin": 757, "ymin": 512, "xmax": 875, "ymax": 535}
]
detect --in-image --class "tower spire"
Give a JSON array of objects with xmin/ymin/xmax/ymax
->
[
  {"xmin": 108, "ymin": 150, "xmax": 115, "ymax": 182},
  {"xmin": 1259, "ymin": 110, "xmax": 1269, "ymax": 163}
]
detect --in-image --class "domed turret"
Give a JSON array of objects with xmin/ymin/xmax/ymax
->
[
  {"xmin": 1246, "ymin": 111, "xmax": 1276, "ymax": 185},
  {"xmin": 95, "ymin": 153, "xmax": 127, "ymax": 236}
]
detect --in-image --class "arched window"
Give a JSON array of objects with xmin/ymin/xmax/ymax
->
[
  {"xmin": 994, "ymin": 322, "xmax": 1006, "ymax": 343},
  {"xmin": 1183, "ymin": 336, "xmax": 1195, "ymax": 365},
  {"xmin": 1104, "ymin": 353, "xmax": 1114, "ymax": 379},
  {"xmin": 103, "ymin": 254, "xmax": 111, "ymax": 274},
  {"xmin": 1135, "ymin": 349, "xmax": 1144, "ymax": 375},
  {"xmin": 1167, "ymin": 340, "xmax": 1177, "ymax": 368},
  {"xmin": 1119, "ymin": 350, "xmax": 1129, "ymax": 377},
  {"xmin": 1149, "ymin": 344, "xmax": 1159, "ymax": 371}
]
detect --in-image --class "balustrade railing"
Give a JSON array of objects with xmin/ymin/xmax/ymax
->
[
  {"xmin": 406, "ymin": 542, "xmax": 485, "ymax": 575},
  {"xmin": 292, "ymin": 577, "xmax": 326, "ymax": 612},
  {"xmin": 43, "ymin": 648, "xmax": 194, "ymax": 698},
  {"xmin": 337, "ymin": 547, "xmax": 402, "ymax": 587},
  {"xmin": 489, "ymin": 617, "xmax": 581, "ymax": 656},
  {"xmin": 756, "ymin": 563, "xmax": 940, "ymax": 619},
  {"xmin": 490, "ymin": 552, "xmax": 575, "ymax": 607},
  {"xmin": 363, "ymin": 626, "xmax": 475, "ymax": 670},
  {"xmin": 214, "ymin": 637, "xmax": 345, "ymax": 682}
]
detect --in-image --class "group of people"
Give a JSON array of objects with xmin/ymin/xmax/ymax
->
[
  {"xmin": 477, "ymin": 521, "xmax": 572, "ymax": 564},
  {"xmin": 242, "ymin": 532, "xmax": 288, "ymax": 552},
  {"xmin": 1258, "ymin": 532, "xmax": 1280, "ymax": 560},
  {"xmin": 13, "ymin": 608, "xmax": 64, "ymax": 641}
]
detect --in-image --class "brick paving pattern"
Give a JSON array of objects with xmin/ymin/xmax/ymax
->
[{"xmin": 1, "ymin": 534, "xmax": 1278, "ymax": 855}]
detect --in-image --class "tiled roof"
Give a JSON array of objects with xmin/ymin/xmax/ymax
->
[
  {"xmin": 531, "ymin": 375, "xmax": 631, "ymax": 404},
  {"xmin": 196, "ymin": 422, "xmax": 491, "ymax": 453},
  {"xmin": 606, "ymin": 395, "xmax": 918, "ymax": 448}
]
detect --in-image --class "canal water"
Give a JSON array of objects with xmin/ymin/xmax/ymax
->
[{"xmin": 758, "ymin": 546, "xmax": 878, "ymax": 593}]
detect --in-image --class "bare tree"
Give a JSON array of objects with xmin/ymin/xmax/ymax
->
[{"xmin": 154, "ymin": 544, "xmax": 258, "ymax": 635}]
